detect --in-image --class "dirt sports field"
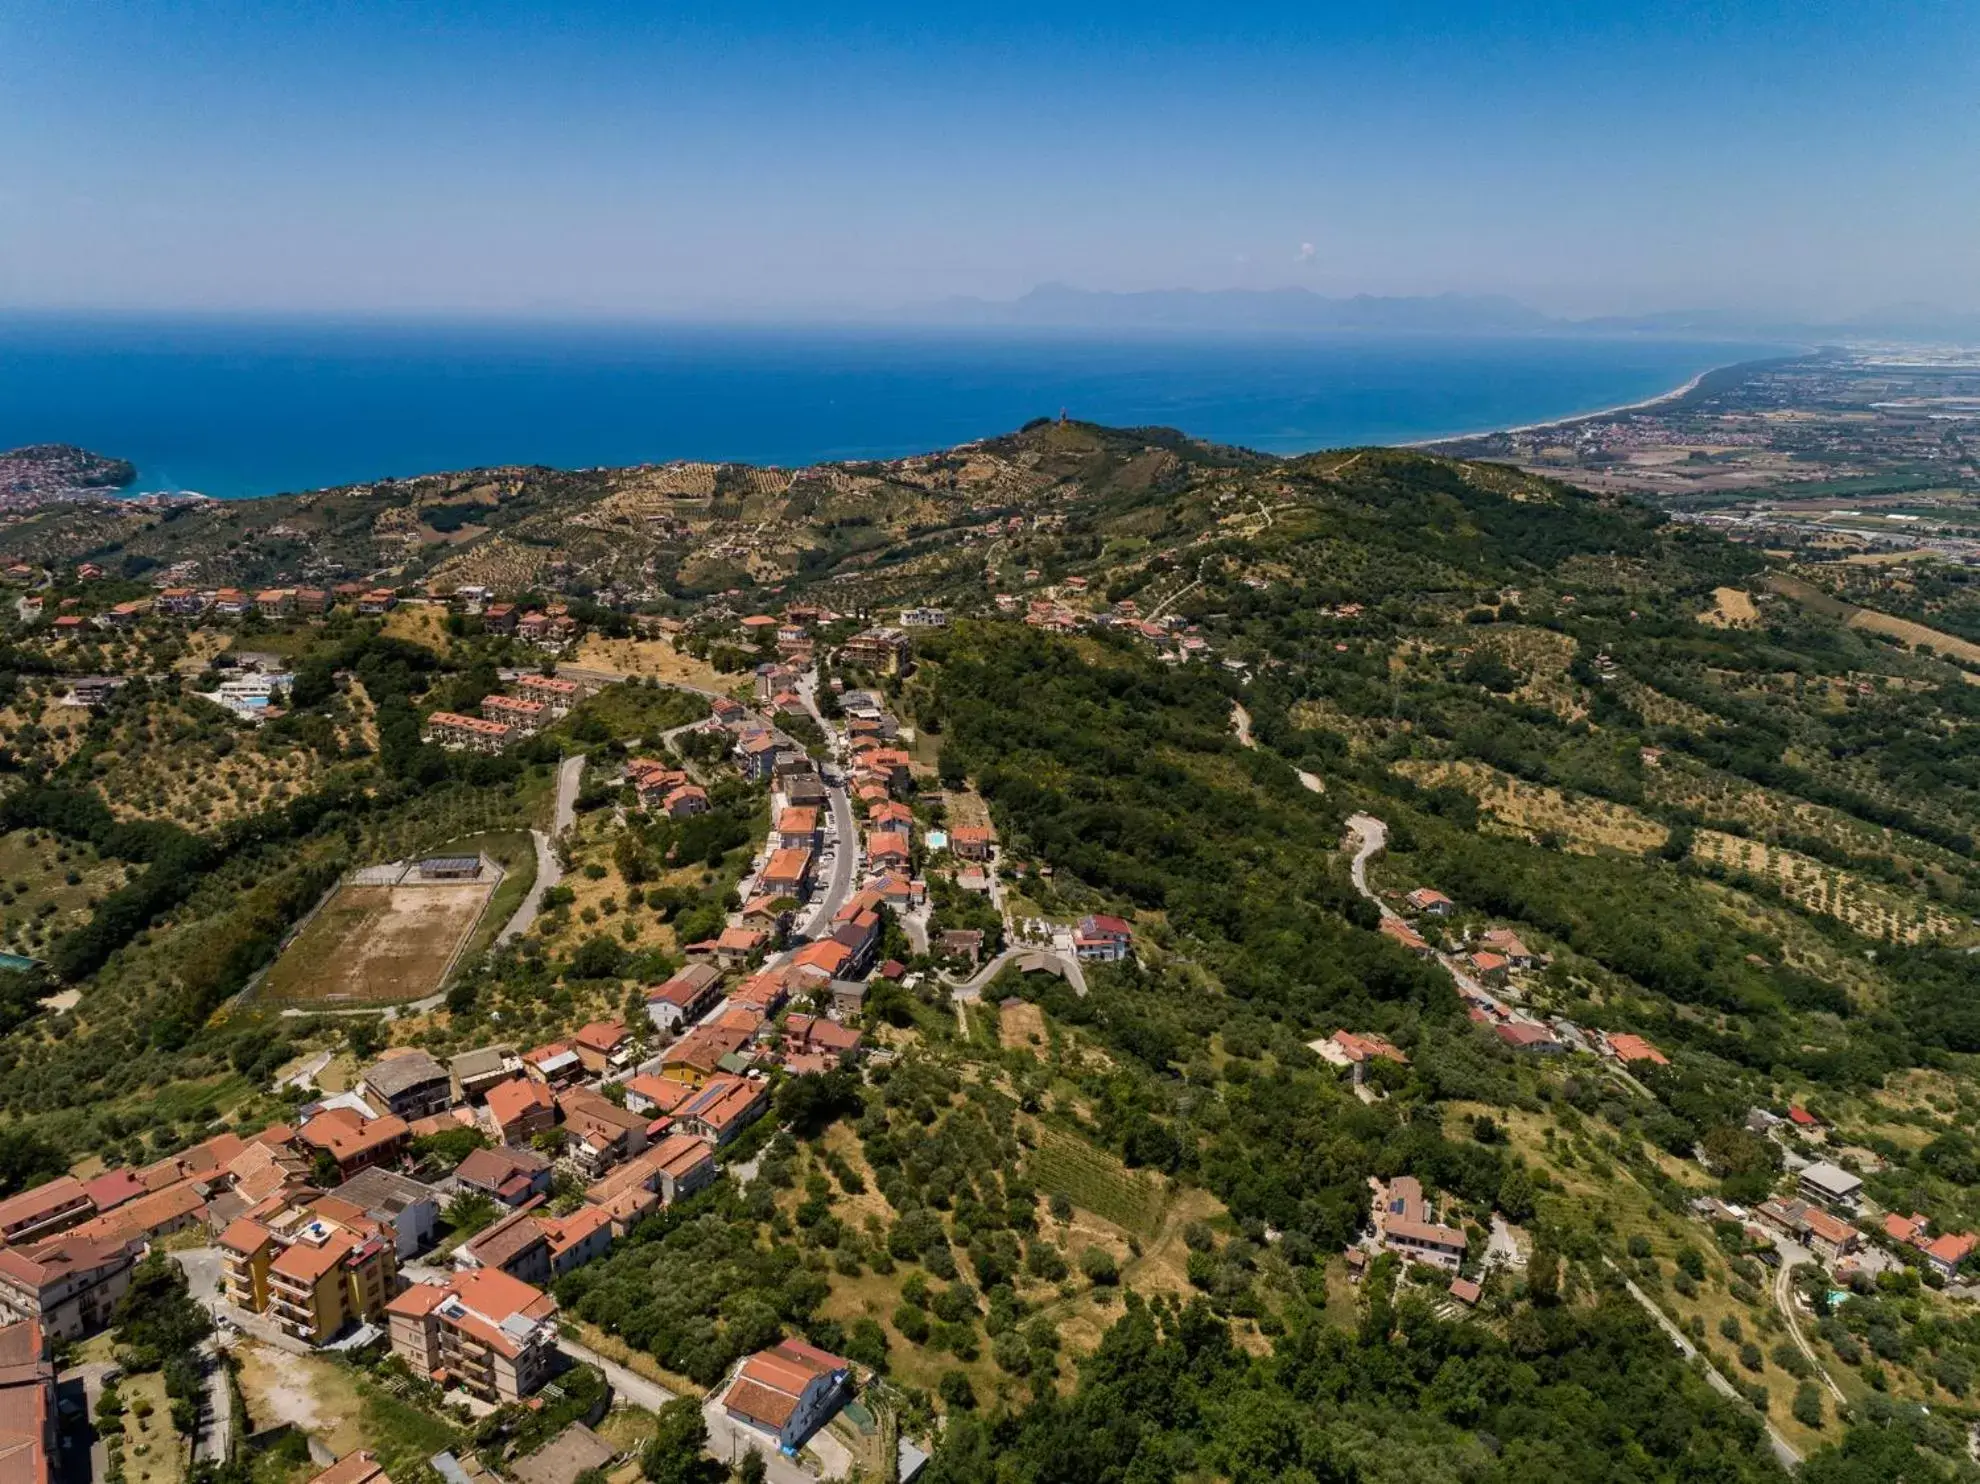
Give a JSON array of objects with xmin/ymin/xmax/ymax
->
[{"xmin": 258, "ymin": 879, "xmax": 493, "ymax": 1005}]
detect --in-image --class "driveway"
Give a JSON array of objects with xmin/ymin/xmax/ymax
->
[
  {"xmin": 1772, "ymin": 1237, "xmax": 1846, "ymax": 1404},
  {"xmin": 556, "ymin": 1331, "xmax": 678, "ymax": 1413},
  {"xmin": 700, "ymin": 1395, "xmax": 832, "ymax": 1484}
]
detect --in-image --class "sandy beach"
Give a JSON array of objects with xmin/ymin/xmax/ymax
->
[{"xmin": 1403, "ymin": 363, "xmax": 1725, "ymax": 448}]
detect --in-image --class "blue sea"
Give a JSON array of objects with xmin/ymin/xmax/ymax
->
[{"xmin": 0, "ymin": 316, "xmax": 1782, "ymax": 499}]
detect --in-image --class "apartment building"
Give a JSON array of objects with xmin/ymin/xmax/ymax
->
[
  {"xmin": 360, "ymin": 1051, "xmax": 454, "ymax": 1121},
  {"xmin": 481, "ymin": 694, "xmax": 548, "ymax": 734},
  {"xmin": 0, "ymin": 1234, "xmax": 138, "ymax": 1341},
  {"xmin": 513, "ymin": 674, "xmax": 582, "ymax": 714},
  {"xmin": 217, "ymin": 1198, "xmax": 399, "ymax": 1346},
  {"xmin": 0, "ymin": 1179, "xmax": 93, "ymax": 1248},
  {"xmin": 423, "ymin": 712, "xmax": 514, "ymax": 753},
  {"xmin": 386, "ymin": 1270, "xmax": 560, "ymax": 1403},
  {"xmin": 0, "ymin": 1321, "xmax": 55, "ymax": 1484}
]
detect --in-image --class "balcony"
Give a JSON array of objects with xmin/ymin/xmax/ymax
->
[{"xmin": 268, "ymin": 1291, "xmax": 315, "ymax": 1322}]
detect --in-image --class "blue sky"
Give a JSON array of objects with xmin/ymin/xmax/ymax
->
[{"xmin": 2, "ymin": 1, "xmax": 1974, "ymax": 317}]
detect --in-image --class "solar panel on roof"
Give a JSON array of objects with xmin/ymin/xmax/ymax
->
[{"xmin": 420, "ymin": 856, "xmax": 480, "ymax": 872}]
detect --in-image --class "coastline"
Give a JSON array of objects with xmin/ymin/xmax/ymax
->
[
  {"xmin": 1400, "ymin": 361, "xmax": 1727, "ymax": 449},
  {"xmin": 6, "ymin": 323, "xmax": 1773, "ymax": 496}
]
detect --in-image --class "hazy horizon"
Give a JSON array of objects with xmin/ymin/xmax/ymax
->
[{"xmin": 4, "ymin": 1, "xmax": 1976, "ymax": 321}]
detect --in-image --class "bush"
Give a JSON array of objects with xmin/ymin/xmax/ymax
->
[
  {"xmin": 1791, "ymin": 1382, "xmax": 1824, "ymax": 1429},
  {"xmin": 993, "ymin": 1329, "xmax": 1031, "ymax": 1375},
  {"xmin": 1080, "ymin": 1247, "xmax": 1120, "ymax": 1285},
  {"xmin": 937, "ymin": 1370, "xmax": 977, "ymax": 1411},
  {"xmin": 1738, "ymin": 1342, "xmax": 1763, "ymax": 1373}
]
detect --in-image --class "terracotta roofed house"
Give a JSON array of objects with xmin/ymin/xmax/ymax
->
[
  {"xmin": 386, "ymin": 1268, "xmax": 559, "ymax": 1402},
  {"xmin": 1375, "ymin": 1176, "xmax": 1467, "ymax": 1272},
  {"xmin": 0, "ymin": 1234, "xmax": 138, "ymax": 1340},
  {"xmin": 673, "ymin": 1073, "xmax": 770, "ymax": 1145},
  {"xmin": 721, "ymin": 1339, "xmax": 855, "ymax": 1451},
  {"xmin": 1494, "ymin": 1022, "xmax": 1563, "ymax": 1054},
  {"xmin": 1073, "ymin": 913, "xmax": 1132, "ymax": 962},
  {"xmin": 305, "ymin": 1453, "xmax": 392, "ymax": 1484},
  {"xmin": 454, "ymin": 1146, "xmax": 553, "ymax": 1209},
  {"xmin": 0, "ymin": 1320, "xmax": 56, "ymax": 1484},
  {"xmin": 645, "ymin": 963, "xmax": 724, "ymax": 1033},
  {"xmin": 1328, "ymin": 1030, "xmax": 1409, "ymax": 1066},
  {"xmin": 485, "ymin": 1077, "xmax": 558, "ymax": 1145},
  {"xmin": 1922, "ymin": 1232, "xmax": 1977, "ymax": 1278},
  {"xmin": 572, "ymin": 1020, "xmax": 632, "ymax": 1075},
  {"xmin": 1606, "ymin": 1033, "xmax": 1670, "ymax": 1067},
  {"xmin": 1404, "ymin": 888, "xmax": 1454, "ymax": 916},
  {"xmin": 950, "ymin": 826, "xmax": 995, "ymax": 861},
  {"xmin": 758, "ymin": 847, "xmax": 814, "ymax": 899},
  {"xmin": 296, "ymin": 1108, "xmax": 410, "ymax": 1181},
  {"xmin": 0, "ymin": 1179, "xmax": 93, "ymax": 1247}
]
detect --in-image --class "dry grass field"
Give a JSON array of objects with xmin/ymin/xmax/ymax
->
[
  {"xmin": 1698, "ymin": 586, "xmax": 1759, "ymax": 627},
  {"xmin": 573, "ymin": 634, "xmax": 734, "ymax": 692},
  {"xmin": 258, "ymin": 877, "xmax": 494, "ymax": 1004},
  {"xmin": 998, "ymin": 998, "xmax": 1046, "ymax": 1050},
  {"xmin": 380, "ymin": 602, "xmax": 455, "ymax": 655},
  {"xmin": 1770, "ymin": 573, "xmax": 1980, "ymax": 674}
]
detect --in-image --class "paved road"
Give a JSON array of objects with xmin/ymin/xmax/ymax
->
[
  {"xmin": 497, "ymin": 752, "xmax": 584, "ymax": 947},
  {"xmin": 557, "ymin": 1332, "xmax": 678, "ymax": 1411},
  {"xmin": 947, "ymin": 943, "xmax": 1086, "ymax": 999},
  {"xmin": 276, "ymin": 1049, "xmax": 332, "ymax": 1093},
  {"xmin": 192, "ymin": 1342, "xmax": 231, "ymax": 1464},
  {"xmin": 1232, "ymin": 701, "xmax": 1323, "ymax": 794},
  {"xmin": 59, "ymin": 1360, "xmax": 119, "ymax": 1484},
  {"xmin": 1605, "ymin": 1258, "xmax": 1800, "ymax": 1469},
  {"xmin": 1345, "ymin": 814, "xmax": 1397, "ymax": 918},
  {"xmin": 790, "ymin": 672, "xmax": 859, "ymax": 941}
]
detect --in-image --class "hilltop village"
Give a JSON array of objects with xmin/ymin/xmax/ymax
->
[{"xmin": 0, "ymin": 421, "xmax": 1978, "ymax": 1483}]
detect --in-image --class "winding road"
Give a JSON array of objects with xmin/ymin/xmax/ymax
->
[
  {"xmin": 497, "ymin": 751, "xmax": 585, "ymax": 946},
  {"xmin": 1604, "ymin": 1258, "xmax": 1801, "ymax": 1469},
  {"xmin": 1773, "ymin": 1239, "xmax": 1847, "ymax": 1406},
  {"xmin": 1345, "ymin": 813, "xmax": 1397, "ymax": 918},
  {"xmin": 1231, "ymin": 702, "xmax": 1323, "ymax": 793}
]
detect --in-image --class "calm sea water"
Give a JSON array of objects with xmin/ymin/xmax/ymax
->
[{"xmin": 0, "ymin": 316, "xmax": 1779, "ymax": 499}]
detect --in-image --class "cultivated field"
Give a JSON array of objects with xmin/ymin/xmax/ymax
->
[
  {"xmin": 257, "ymin": 875, "xmax": 495, "ymax": 1005},
  {"xmin": 1025, "ymin": 1122, "xmax": 1166, "ymax": 1238},
  {"xmin": 1770, "ymin": 573, "xmax": 1980, "ymax": 672},
  {"xmin": 1397, "ymin": 760, "xmax": 1669, "ymax": 855},
  {"xmin": 1690, "ymin": 829, "xmax": 1963, "ymax": 943}
]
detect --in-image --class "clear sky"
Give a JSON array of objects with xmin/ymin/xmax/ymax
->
[{"xmin": 2, "ymin": 1, "xmax": 1974, "ymax": 319}]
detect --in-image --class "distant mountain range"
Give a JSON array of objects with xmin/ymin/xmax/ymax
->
[{"xmin": 901, "ymin": 284, "xmax": 1980, "ymax": 343}]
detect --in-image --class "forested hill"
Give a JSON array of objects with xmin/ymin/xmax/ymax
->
[{"xmin": 1, "ymin": 422, "xmax": 1979, "ymax": 1479}]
